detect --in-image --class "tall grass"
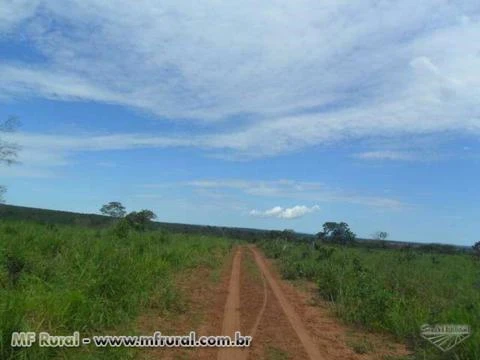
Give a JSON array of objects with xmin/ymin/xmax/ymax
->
[
  {"xmin": 260, "ymin": 239, "xmax": 480, "ymax": 360},
  {"xmin": 0, "ymin": 221, "xmax": 231, "ymax": 359}
]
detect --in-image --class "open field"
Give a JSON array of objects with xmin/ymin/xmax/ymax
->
[
  {"xmin": 259, "ymin": 239, "xmax": 480, "ymax": 359},
  {"xmin": 1, "ymin": 218, "xmax": 410, "ymax": 360}
]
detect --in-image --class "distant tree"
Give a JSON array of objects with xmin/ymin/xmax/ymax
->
[
  {"xmin": 0, "ymin": 186, "xmax": 5, "ymax": 203},
  {"xmin": 126, "ymin": 209, "xmax": 157, "ymax": 231},
  {"xmin": 282, "ymin": 229, "xmax": 296, "ymax": 241},
  {"xmin": 473, "ymin": 241, "xmax": 480, "ymax": 258},
  {"xmin": 138, "ymin": 209, "xmax": 157, "ymax": 222},
  {"xmin": 317, "ymin": 222, "xmax": 356, "ymax": 245},
  {"xmin": 316, "ymin": 222, "xmax": 338, "ymax": 241},
  {"xmin": 267, "ymin": 230, "xmax": 283, "ymax": 240},
  {"xmin": 0, "ymin": 116, "xmax": 20, "ymax": 203},
  {"xmin": 373, "ymin": 231, "xmax": 389, "ymax": 241},
  {"xmin": 100, "ymin": 202, "xmax": 126, "ymax": 218}
]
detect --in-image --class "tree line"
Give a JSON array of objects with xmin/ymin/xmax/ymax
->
[{"xmin": 100, "ymin": 201, "xmax": 157, "ymax": 233}]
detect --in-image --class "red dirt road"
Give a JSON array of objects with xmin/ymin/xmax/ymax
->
[
  {"xmin": 140, "ymin": 245, "xmax": 409, "ymax": 360},
  {"xmin": 217, "ymin": 249, "xmax": 247, "ymax": 360},
  {"xmin": 250, "ymin": 246, "xmax": 325, "ymax": 360},
  {"xmin": 218, "ymin": 246, "xmax": 324, "ymax": 359},
  {"xmin": 215, "ymin": 246, "xmax": 409, "ymax": 360}
]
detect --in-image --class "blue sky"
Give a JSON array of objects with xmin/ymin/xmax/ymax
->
[{"xmin": 0, "ymin": 0, "xmax": 479, "ymax": 245}]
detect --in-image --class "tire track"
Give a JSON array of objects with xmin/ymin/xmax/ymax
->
[
  {"xmin": 218, "ymin": 246, "xmax": 324, "ymax": 360},
  {"xmin": 247, "ymin": 270, "xmax": 268, "ymax": 340},
  {"xmin": 250, "ymin": 246, "xmax": 326, "ymax": 360},
  {"xmin": 217, "ymin": 248, "xmax": 245, "ymax": 360},
  {"xmin": 218, "ymin": 247, "xmax": 269, "ymax": 360}
]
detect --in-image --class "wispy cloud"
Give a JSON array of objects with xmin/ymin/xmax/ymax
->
[
  {"xmin": 185, "ymin": 179, "xmax": 405, "ymax": 209},
  {"xmin": 353, "ymin": 150, "xmax": 418, "ymax": 161},
  {"xmin": 0, "ymin": 0, "xmax": 39, "ymax": 32},
  {"xmin": 0, "ymin": 0, "xmax": 479, "ymax": 159},
  {"xmin": 250, "ymin": 205, "xmax": 320, "ymax": 219}
]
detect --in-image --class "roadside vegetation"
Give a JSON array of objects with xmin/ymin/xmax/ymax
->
[
  {"xmin": 259, "ymin": 223, "xmax": 480, "ymax": 360},
  {"xmin": 0, "ymin": 219, "xmax": 231, "ymax": 359}
]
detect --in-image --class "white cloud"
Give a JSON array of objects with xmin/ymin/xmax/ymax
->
[
  {"xmin": 1, "ymin": 2, "xmax": 480, "ymax": 120},
  {"xmin": 0, "ymin": 0, "xmax": 39, "ymax": 32},
  {"xmin": 186, "ymin": 180, "xmax": 251, "ymax": 190},
  {"xmin": 1, "ymin": 132, "xmax": 199, "ymax": 176},
  {"xmin": 353, "ymin": 150, "xmax": 418, "ymax": 161},
  {"xmin": 1, "ymin": 1, "xmax": 480, "ymax": 159},
  {"xmin": 250, "ymin": 205, "xmax": 320, "ymax": 219}
]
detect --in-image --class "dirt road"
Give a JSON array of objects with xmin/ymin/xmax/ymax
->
[
  {"xmin": 141, "ymin": 245, "xmax": 408, "ymax": 360},
  {"xmin": 217, "ymin": 246, "xmax": 324, "ymax": 360},
  {"xmin": 214, "ymin": 246, "xmax": 409, "ymax": 360},
  {"xmin": 250, "ymin": 246, "xmax": 325, "ymax": 360},
  {"xmin": 217, "ymin": 249, "xmax": 247, "ymax": 360}
]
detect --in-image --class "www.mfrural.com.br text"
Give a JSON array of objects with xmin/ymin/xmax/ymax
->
[{"xmin": 11, "ymin": 331, "xmax": 252, "ymax": 348}]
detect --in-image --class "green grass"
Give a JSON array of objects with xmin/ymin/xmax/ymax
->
[
  {"xmin": 0, "ymin": 220, "xmax": 231, "ymax": 359},
  {"xmin": 259, "ymin": 239, "xmax": 480, "ymax": 360}
]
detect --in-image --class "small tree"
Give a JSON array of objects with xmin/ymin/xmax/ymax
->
[
  {"xmin": 0, "ymin": 186, "xmax": 5, "ymax": 203},
  {"xmin": 318, "ymin": 222, "xmax": 356, "ymax": 245},
  {"xmin": 372, "ymin": 231, "xmax": 389, "ymax": 249},
  {"xmin": 100, "ymin": 202, "xmax": 126, "ymax": 218},
  {"xmin": 0, "ymin": 116, "xmax": 20, "ymax": 203},
  {"xmin": 373, "ymin": 231, "xmax": 388, "ymax": 241},
  {"xmin": 126, "ymin": 209, "xmax": 157, "ymax": 231}
]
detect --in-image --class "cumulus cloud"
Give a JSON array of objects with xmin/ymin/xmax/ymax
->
[{"xmin": 250, "ymin": 205, "xmax": 320, "ymax": 219}]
